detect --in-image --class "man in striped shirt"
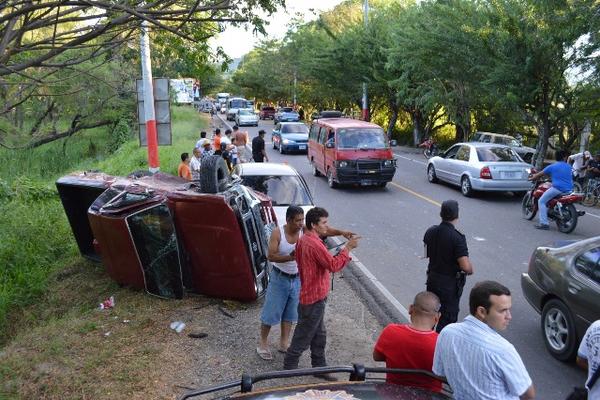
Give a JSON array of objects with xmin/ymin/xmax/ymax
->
[
  {"xmin": 433, "ymin": 281, "xmax": 535, "ymax": 399},
  {"xmin": 283, "ymin": 207, "xmax": 360, "ymax": 377}
]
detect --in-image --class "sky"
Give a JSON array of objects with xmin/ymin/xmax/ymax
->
[{"xmin": 210, "ymin": 1, "xmax": 344, "ymax": 59}]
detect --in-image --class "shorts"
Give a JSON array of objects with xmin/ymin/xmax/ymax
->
[{"xmin": 260, "ymin": 268, "xmax": 300, "ymax": 326}]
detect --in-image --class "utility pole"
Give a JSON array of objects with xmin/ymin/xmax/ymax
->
[
  {"xmin": 361, "ymin": 0, "xmax": 369, "ymax": 121},
  {"xmin": 293, "ymin": 68, "xmax": 297, "ymax": 108},
  {"xmin": 140, "ymin": 20, "xmax": 160, "ymax": 173}
]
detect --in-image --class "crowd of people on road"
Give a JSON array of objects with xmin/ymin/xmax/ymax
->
[
  {"xmin": 176, "ymin": 125, "xmax": 269, "ymax": 180},
  {"xmin": 255, "ymin": 199, "xmax": 599, "ymax": 399}
]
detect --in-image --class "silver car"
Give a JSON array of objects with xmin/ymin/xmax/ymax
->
[
  {"xmin": 235, "ymin": 109, "xmax": 259, "ymax": 127},
  {"xmin": 427, "ymin": 142, "xmax": 532, "ymax": 196}
]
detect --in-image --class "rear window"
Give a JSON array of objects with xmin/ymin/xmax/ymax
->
[
  {"xmin": 281, "ymin": 124, "xmax": 308, "ymax": 134},
  {"xmin": 476, "ymin": 147, "xmax": 521, "ymax": 162},
  {"xmin": 240, "ymin": 175, "xmax": 311, "ymax": 206},
  {"xmin": 280, "ymin": 107, "xmax": 293, "ymax": 113},
  {"xmin": 239, "ymin": 109, "xmax": 254, "ymax": 115},
  {"xmin": 262, "ymin": 107, "xmax": 275, "ymax": 111},
  {"xmin": 337, "ymin": 128, "xmax": 389, "ymax": 149}
]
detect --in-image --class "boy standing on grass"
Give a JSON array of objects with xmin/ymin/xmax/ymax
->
[{"xmin": 178, "ymin": 152, "xmax": 192, "ymax": 181}]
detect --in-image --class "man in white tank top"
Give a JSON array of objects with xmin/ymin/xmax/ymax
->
[{"xmin": 257, "ymin": 206, "xmax": 356, "ymax": 361}]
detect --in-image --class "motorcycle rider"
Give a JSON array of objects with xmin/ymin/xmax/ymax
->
[{"xmin": 528, "ymin": 150, "xmax": 573, "ymax": 230}]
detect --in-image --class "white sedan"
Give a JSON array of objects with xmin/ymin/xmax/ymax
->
[
  {"xmin": 427, "ymin": 142, "xmax": 533, "ymax": 197},
  {"xmin": 235, "ymin": 109, "xmax": 259, "ymax": 127},
  {"xmin": 232, "ymin": 163, "xmax": 314, "ymax": 225}
]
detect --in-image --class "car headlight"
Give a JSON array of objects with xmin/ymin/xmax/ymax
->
[
  {"xmin": 384, "ymin": 159, "xmax": 394, "ymax": 167},
  {"xmin": 339, "ymin": 161, "xmax": 348, "ymax": 168},
  {"xmin": 282, "ymin": 139, "xmax": 290, "ymax": 144}
]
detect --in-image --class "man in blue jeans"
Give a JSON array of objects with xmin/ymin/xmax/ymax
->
[{"xmin": 529, "ymin": 150, "xmax": 573, "ymax": 230}]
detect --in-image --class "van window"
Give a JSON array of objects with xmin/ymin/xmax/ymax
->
[
  {"xmin": 309, "ymin": 124, "xmax": 319, "ymax": 140},
  {"xmin": 318, "ymin": 128, "xmax": 329, "ymax": 145},
  {"xmin": 337, "ymin": 128, "xmax": 388, "ymax": 149}
]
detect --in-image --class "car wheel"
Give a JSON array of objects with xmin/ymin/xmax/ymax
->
[
  {"xmin": 327, "ymin": 169, "xmax": 337, "ymax": 189},
  {"xmin": 460, "ymin": 176, "xmax": 474, "ymax": 197},
  {"xmin": 541, "ymin": 299, "xmax": 578, "ymax": 361},
  {"xmin": 311, "ymin": 160, "xmax": 321, "ymax": 177},
  {"xmin": 513, "ymin": 191, "xmax": 527, "ymax": 198},
  {"xmin": 427, "ymin": 165, "xmax": 438, "ymax": 183}
]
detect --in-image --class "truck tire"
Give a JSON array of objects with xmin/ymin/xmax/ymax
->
[{"xmin": 200, "ymin": 155, "xmax": 230, "ymax": 194}]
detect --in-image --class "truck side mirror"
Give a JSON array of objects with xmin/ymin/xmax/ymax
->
[{"xmin": 326, "ymin": 142, "xmax": 335, "ymax": 149}]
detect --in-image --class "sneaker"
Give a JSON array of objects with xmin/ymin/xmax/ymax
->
[
  {"xmin": 312, "ymin": 373, "xmax": 338, "ymax": 382},
  {"xmin": 534, "ymin": 224, "xmax": 550, "ymax": 230}
]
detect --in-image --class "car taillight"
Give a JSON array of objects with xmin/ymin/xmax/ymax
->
[{"xmin": 480, "ymin": 166, "xmax": 492, "ymax": 179}]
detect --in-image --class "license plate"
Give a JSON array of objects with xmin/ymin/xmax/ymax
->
[
  {"xmin": 299, "ymin": 145, "xmax": 306, "ymax": 150},
  {"xmin": 502, "ymin": 172, "xmax": 519, "ymax": 179}
]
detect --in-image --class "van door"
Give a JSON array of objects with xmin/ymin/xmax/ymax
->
[
  {"xmin": 308, "ymin": 124, "xmax": 323, "ymax": 173},
  {"xmin": 323, "ymin": 128, "xmax": 336, "ymax": 176}
]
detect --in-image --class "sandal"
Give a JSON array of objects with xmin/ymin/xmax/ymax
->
[
  {"xmin": 277, "ymin": 345, "xmax": 288, "ymax": 354},
  {"xmin": 256, "ymin": 347, "xmax": 273, "ymax": 360}
]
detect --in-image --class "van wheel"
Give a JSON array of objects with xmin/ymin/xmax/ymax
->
[
  {"xmin": 327, "ymin": 170, "xmax": 338, "ymax": 188},
  {"xmin": 200, "ymin": 155, "xmax": 231, "ymax": 194},
  {"xmin": 311, "ymin": 161, "xmax": 321, "ymax": 177}
]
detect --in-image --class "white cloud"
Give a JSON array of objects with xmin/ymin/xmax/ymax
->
[{"xmin": 210, "ymin": 1, "xmax": 344, "ymax": 59}]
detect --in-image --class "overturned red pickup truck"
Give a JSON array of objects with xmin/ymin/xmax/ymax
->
[{"xmin": 56, "ymin": 156, "xmax": 276, "ymax": 301}]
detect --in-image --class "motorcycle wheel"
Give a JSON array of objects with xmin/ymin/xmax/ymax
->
[
  {"xmin": 555, "ymin": 203, "xmax": 578, "ymax": 234},
  {"xmin": 423, "ymin": 149, "xmax": 431, "ymax": 159},
  {"xmin": 521, "ymin": 192, "xmax": 537, "ymax": 220},
  {"xmin": 573, "ymin": 181, "xmax": 582, "ymax": 193}
]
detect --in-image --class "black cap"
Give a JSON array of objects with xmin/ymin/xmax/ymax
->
[
  {"xmin": 258, "ymin": 129, "xmax": 266, "ymax": 135},
  {"xmin": 440, "ymin": 200, "xmax": 459, "ymax": 221}
]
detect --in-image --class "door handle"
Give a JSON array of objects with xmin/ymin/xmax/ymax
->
[{"xmin": 568, "ymin": 283, "xmax": 582, "ymax": 294}]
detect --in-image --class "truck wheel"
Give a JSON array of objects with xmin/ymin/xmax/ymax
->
[{"xmin": 200, "ymin": 155, "xmax": 230, "ymax": 194}]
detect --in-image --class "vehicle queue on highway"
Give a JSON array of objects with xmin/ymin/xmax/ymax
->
[{"xmin": 183, "ymin": 97, "xmax": 600, "ymax": 399}]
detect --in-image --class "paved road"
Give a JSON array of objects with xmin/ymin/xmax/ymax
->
[{"xmin": 216, "ymin": 115, "xmax": 599, "ymax": 399}]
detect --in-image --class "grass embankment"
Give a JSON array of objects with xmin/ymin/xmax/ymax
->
[{"xmin": 0, "ymin": 106, "xmax": 209, "ymax": 399}]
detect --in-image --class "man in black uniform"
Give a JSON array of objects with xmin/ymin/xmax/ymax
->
[
  {"xmin": 423, "ymin": 200, "xmax": 473, "ymax": 332},
  {"xmin": 252, "ymin": 129, "xmax": 269, "ymax": 163}
]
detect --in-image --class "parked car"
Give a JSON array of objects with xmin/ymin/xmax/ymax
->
[
  {"xmin": 178, "ymin": 364, "xmax": 452, "ymax": 400},
  {"xmin": 56, "ymin": 157, "xmax": 276, "ymax": 302},
  {"xmin": 426, "ymin": 142, "xmax": 532, "ymax": 197},
  {"xmin": 308, "ymin": 117, "xmax": 396, "ymax": 188},
  {"xmin": 471, "ymin": 131, "xmax": 535, "ymax": 164},
  {"xmin": 232, "ymin": 162, "xmax": 314, "ymax": 225},
  {"xmin": 259, "ymin": 106, "xmax": 276, "ymax": 120},
  {"xmin": 521, "ymin": 236, "xmax": 600, "ymax": 361},
  {"xmin": 236, "ymin": 108, "xmax": 259, "ymax": 127},
  {"xmin": 274, "ymin": 107, "xmax": 300, "ymax": 124},
  {"xmin": 272, "ymin": 122, "xmax": 309, "ymax": 154}
]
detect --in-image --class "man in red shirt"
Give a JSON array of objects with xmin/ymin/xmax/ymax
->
[
  {"xmin": 283, "ymin": 207, "xmax": 360, "ymax": 378},
  {"xmin": 373, "ymin": 291, "xmax": 442, "ymax": 392}
]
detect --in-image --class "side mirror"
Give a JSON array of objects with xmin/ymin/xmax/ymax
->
[
  {"xmin": 326, "ymin": 142, "xmax": 335, "ymax": 149},
  {"xmin": 390, "ymin": 139, "xmax": 398, "ymax": 147}
]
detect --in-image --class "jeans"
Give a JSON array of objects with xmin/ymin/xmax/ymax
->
[
  {"xmin": 260, "ymin": 268, "xmax": 300, "ymax": 326},
  {"xmin": 538, "ymin": 186, "xmax": 565, "ymax": 225},
  {"xmin": 283, "ymin": 299, "xmax": 327, "ymax": 369}
]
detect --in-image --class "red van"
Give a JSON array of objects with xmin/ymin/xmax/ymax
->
[{"xmin": 307, "ymin": 117, "xmax": 396, "ymax": 188}]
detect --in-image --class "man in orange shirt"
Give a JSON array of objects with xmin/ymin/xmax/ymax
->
[
  {"xmin": 178, "ymin": 152, "xmax": 192, "ymax": 180},
  {"xmin": 213, "ymin": 128, "xmax": 222, "ymax": 151},
  {"xmin": 373, "ymin": 291, "xmax": 442, "ymax": 392}
]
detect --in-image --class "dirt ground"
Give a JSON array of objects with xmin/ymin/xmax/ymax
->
[{"xmin": 171, "ymin": 272, "xmax": 384, "ymax": 399}]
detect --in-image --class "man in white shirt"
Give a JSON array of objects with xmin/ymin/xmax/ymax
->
[
  {"xmin": 577, "ymin": 320, "xmax": 600, "ymax": 399},
  {"xmin": 189, "ymin": 147, "xmax": 202, "ymax": 181},
  {"xmin": 433, "ymin": 281, "xmax": 535, "ymax": 400},
  {"xmin": 569, "ymin": 151, "xmax": 591, "ymax": 186}
]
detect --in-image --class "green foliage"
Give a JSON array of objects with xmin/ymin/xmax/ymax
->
[
  {"xmin": 0, "ymin": 106, "xmax": 206, "ymax": 343},
  {"xmin": 107, "ymin": 117, "xmax": 134, "ymax": 154}
]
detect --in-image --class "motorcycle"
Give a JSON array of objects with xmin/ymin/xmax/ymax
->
[
  {"xmin": 419, "ymin": 138, "xmax": 438, "ymax": 159},
  {"xmin": 521, "ymin": 178, "xmax": 585, "ymax": 233}
]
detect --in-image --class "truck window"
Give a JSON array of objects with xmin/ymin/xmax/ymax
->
[{"xmin": 337, "ymin": 128, "xmax": 388, "ymax": 149}]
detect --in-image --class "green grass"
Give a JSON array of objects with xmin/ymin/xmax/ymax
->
[{"xmin": 0, "ymin": 105, "xmax": 207, "ymax": 344}]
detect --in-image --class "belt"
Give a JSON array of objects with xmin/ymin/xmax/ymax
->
[{"xmin": 273, "ymin": 267, "xmax": 298, "ymax": 279}]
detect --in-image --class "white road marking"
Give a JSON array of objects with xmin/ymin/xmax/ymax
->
[
  {"xmin": 331, "ymin": 237, "xmax": 410, "ymax": 322},
  {"xmin": 394, "ymin": 153, "xmax": 427, "ymax": 165},
  {"xmin": 473, "ymin": 236, "xmax": 487, "ymax": 241}
]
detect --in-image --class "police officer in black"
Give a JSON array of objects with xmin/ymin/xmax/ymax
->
[{"xmin": 423, "ymin": 200, "xmax": 473, "ymax": 332}]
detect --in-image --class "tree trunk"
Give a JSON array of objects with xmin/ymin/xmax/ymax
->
[
  {"xmin": 387, "ymin": 107, "xmax": 399, "ymax": 139},
  {"xmin": 454, "ymin": 104, "xmax": 471, "ymax": 143},
  {"xmin": 580, "ymin": 120, "xmax": 591, "ymax": 153},
  {"xmin": 534, "ymin": 118, "xmax": 550, "ymax": 169},
  {"xmin": 411, "ymin": 109, "xmax": 424, "ymax": 146}
]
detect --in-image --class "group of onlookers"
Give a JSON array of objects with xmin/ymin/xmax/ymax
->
[
  {"xmin": 177, "ymin": 126, "xmax": 254, "ymax": 180},
  {"xmin": 256, "ymin": 200, "xmax": 599, "ymax": 399},
  {"xmin": 569, "ymin": 150, "xmax": 600, "ymax": 187}
]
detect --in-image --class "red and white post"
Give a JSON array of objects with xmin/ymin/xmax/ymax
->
[{"xmin": 140, "ymin": 20, "xmax": 160, "ymax": 172}]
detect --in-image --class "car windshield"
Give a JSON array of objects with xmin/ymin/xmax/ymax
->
[
  {"xmin": 496, "ymin": 136, "xmax": 520, "ymax": 146},
  {"xmin": 281, "ymin": 124, "xmax": 308, "ymax": 134},
  {"xmin": 280, "ymin": 107, "xmax": 293, "ymax": 113},
  {"xmin": 337, "ymin": 128, "xmax": 389, "ymax": 149},
  {"xmin": 239, "ymin": 110, "xmax": 254, "ymax": 116},
  {"xmin": 476, "ymin": 147, "xmax": 521, "ymax": 162},
  {"xmin": 240, "ymin": 175, "xmax": 311, "ymax": 206},
  {"xmin": 228, "ymin": 99, "xmax": 246, "ymax": 108}
]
